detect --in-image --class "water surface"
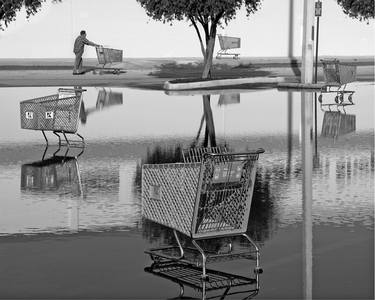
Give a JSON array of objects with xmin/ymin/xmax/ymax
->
[{"xmin": 0, "ymin": 84, "xmax": 373, "ymax": 299}]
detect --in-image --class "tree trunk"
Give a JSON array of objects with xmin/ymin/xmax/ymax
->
[
  {"xmin": 202, "ymin": 25, "xmax": 217, "ymax": 79},
  {"xmin": 202, "ymin": 95, "xmax": 216, "ymax": 147}
]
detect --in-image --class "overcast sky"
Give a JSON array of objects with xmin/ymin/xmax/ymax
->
[{"xmin": 0, "ymin": 0, "xmax": 374, "ymax": 58}]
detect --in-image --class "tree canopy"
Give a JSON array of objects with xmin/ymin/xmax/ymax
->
[
  {"xmin": 0, "ymin": 0, "xmax": 59, "ymax": 30},
  {"xmin": 337, "ymin": 0, "xmax": 374, "ymax": 22},
  {"xmin": 136, "ymin": 0, "xmax": 261, "ymax": 26}
]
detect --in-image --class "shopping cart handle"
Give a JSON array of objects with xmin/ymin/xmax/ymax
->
[
  {"xmin": 202, "ymin": 148, "xmax": 265, "ymax": 158},
  {"xmin": 255, "ymin": 148, "xmax": 265, "ymax": 154}
]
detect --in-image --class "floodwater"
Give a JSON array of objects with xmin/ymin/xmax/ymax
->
[{"xmin": 0, "ymin": 83, "xmax": 373, "ymax": 299}]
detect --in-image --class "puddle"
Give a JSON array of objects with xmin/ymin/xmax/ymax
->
[{"xmin": 0, "ymin": 83, "xmax": 373, "ymax": 299}]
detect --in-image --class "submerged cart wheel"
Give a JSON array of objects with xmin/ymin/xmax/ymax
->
[
  {"xmin": 348, "ymin": 95, "xmax": 353, "ymax": 103},
  {"xmin": 339, "ymin": 94, "xmax": 344, "ymax": 103},
  {"xmin": 254, "ymin": 267, "xmax": 263, "ymax": 274},
  {"xmin": 334, "ymin": 96, "xmax": 339, "ymax": 103},
  {"xmin": 318, "ymin": 94, "xmax": 323, "ymax": 103}
]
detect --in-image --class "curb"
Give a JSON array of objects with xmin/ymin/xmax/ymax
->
[{"xmin": 164, "ymin": 76, "xmax": 287, "ymax": 91}]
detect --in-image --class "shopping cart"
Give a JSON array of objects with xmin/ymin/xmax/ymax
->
[
  {"xmin": 94, "ymin": 46, "xmax": 124, "ymax": 74},
  {"xmin": 216, "ymin": 34, "xmax": 241, "ymax": 59},
  {"xmin": 318, "ymin": 59, "xmax": 356, "ymax": 106},
  {"xmin": 20, "ymin": 88, "xmax": 86, "ymax": 147},
  {"xmin": 142, "ymin": 147, "xmax": 265, "ymax": 279}
]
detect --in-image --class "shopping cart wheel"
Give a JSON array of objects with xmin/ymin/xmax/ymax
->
[
  {"xmin": 348, "ymin": 94, "xmax": 353, "ymax": 103},
  {"xmin": 254, "ymin": 267, "xmax": 263, "ymax": 274},
  {"xmin": 334, "ymin": 95, "xmax": 339, "ymax": 103},
  {"xmin": 318, "ymin": 94, "xmax": 323, "ymax": 103}
]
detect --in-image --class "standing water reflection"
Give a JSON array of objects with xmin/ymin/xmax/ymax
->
[{"xmin": 0, "ymin": 84, "xmax": 373, "ymax": 299}]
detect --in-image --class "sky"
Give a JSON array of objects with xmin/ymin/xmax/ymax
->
[{"xmin": 0, "ymin": 0, "xmax": 374, "ymax": 58}]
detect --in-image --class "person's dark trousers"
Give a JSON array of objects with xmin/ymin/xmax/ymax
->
[{"xmin": 73, "ymin": 50, "xmax": 84, "ymax": 74}]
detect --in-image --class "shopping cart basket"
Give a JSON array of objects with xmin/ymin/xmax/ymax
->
[
  {"xmin": 318, "ymin": 59, "xmax": 356, "ymax": 105},
  {"xmin": 216, "ymin": 34, "xmax": 241, "ymax": 59},
  {"xmin": 142, "ymin": 148, "xmax": 264, "ymax": 279},
  {"xmin": 94, "ymin": 46, "xmax": 124, "ymax": 74},
  {"xmin": 20, "ymin": 88, "xmax": 85, "ymax": 147}
]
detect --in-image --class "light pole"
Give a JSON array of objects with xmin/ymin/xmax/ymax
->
[
  {"xmin": 314, "ymin": 0, "xmax": 322, "ymax": 165},
  {"xmin": 314, "ymin": 0, "xmax": 322, "ymax": 84},
  {"xmin": 301, "ymin": 0, "xmax": 315, "ymax": 298}
]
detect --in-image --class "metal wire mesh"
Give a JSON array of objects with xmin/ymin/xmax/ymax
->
[
  {"xmin": 193, "ymin": 153, "xmax": 259, "ymax": 238},
  {"xmin": 321, "ymin": 59, "xmax": 356, "ymax": 85},
  {"xmin": 142, "ymin": 150, "xmax": 262, "ymax": 238},
  {"xmin": 96, "ymin": 46, "xmax": 123, "ymax": 65},
  {"xmin": 20, "ymin": 94, "xmax": 81, "ymax": 133},
  {"xmin": 142, "ymin": 163, "xmax": 201, "ymax": 236},
  {"xmin": 182, "ymin": 146, "xmax": 227, "ymax": 163},
  {"xmin": 218, "ymin": 35, "xmax": 241, "ymax": 50}
]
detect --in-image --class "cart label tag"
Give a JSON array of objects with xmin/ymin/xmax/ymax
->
[
  {"xmin": 25, "ymin": 111, "xmax": 34, "ymax": 119},
  {"xmin": 45, "ymin": 111, "xmax": 54, "ymax": 119},
  {"xmin": 150, "ymin": 185, "xmax": 161, "ymax": 200}
]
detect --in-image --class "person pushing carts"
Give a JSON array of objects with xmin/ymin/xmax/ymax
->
[{"xmin": 73, "ymin": 30, "xmax": 101, "ymax": 75}]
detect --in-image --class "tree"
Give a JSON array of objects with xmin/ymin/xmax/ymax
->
[
  {"xmin": 136, "ymin": 0, "xmax": 262, "ymax": 79},
  {"xmin": 336, "ymin": 0, "xmax": 374, "ymax": 22},
  {"xmin": 0, "ymin": 0, "xmax": 59, "ymax": 31}
]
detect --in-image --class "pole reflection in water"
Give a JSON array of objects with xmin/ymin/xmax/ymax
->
[
  {"xmin": 20, "ymin": 146, "xmax": 84, "ymax": 232},
  {"xmin": 287, "ymin": 91, "xmax": 293, "ymax": 175},
  {"xmin": 301, "ymin": 91, "xmax": 313, "ymax": 300}
]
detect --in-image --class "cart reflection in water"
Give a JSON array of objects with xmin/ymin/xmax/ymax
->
[
  {"xmin": 218, "ymin": 93, "xmax": 240, "ymax": 106},
  {"xmin": 142, "ymin": 147, "xmax": 264, "ymax": 299},
  {"xmin": 20, "ymin": 146, "xmax": 84, "ymax": 232},
  {"xmin": 145, "ymin": 260, "xmax": 259, "ymax": 300},
  {"xmin": 80, "ymin": 88, "xmax": 123, "ymax": 124},
  {"xmin": 321, "ymin": 111, "xmax": 356, "ymax": 139}
]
